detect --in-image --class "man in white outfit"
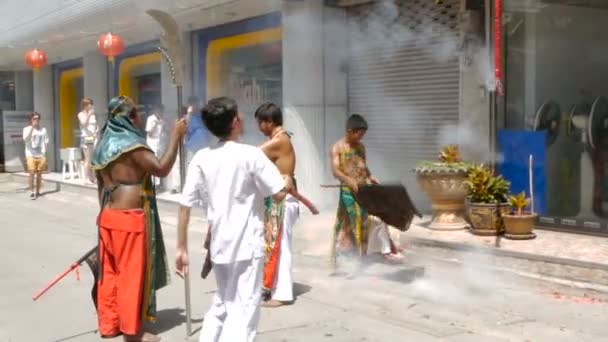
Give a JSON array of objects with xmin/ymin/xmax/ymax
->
[
  {"xmin": 254, "ymin": 102, "xmax": 299, "ymax": 307},
  {"xmin": 175, "ymin": 97, "xmax": 293, "ymax": 342},
  {"xmin": 145, "ymin": 104, "xmax": 165, "ymax": 187}
]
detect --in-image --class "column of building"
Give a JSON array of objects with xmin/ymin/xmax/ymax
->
[{"xmin": 282, "ymin": 0, "xmax": 348, "ymax": 210}]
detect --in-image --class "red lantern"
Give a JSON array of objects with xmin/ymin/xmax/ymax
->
[
  {"xmin": 97, "ymin": 33, "xmax": 125, "ymax": 64},
  {"xmin": 25, "ymin": 48, "xmax": 48, "ymax": 71}
]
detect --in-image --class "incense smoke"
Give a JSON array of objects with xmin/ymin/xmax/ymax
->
[
  {"xmin": 282, "ymin": 0, "xmax": 468, "ymax": 211},
  {"xmin": 278, "ymin": 1, "xmax": 530, "ymax": 309}
]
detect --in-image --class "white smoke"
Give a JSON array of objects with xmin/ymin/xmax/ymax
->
[
  {"xmin": 283, "ymin": 105, "xmax": 326, "ymax": 206},
  {"xmin": 437, "ymin": 122, "xmax": 503, "ymax": 164},
  {"xmin": 279, "ymin": 1, "xmax": 537, "ymax": 308}
]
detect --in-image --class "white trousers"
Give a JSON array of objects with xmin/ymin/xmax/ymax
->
[
  {"xmin": 199, "ymin": 257, "xmax": 264, "ymax": 342},
  {"xmin": 367, "ymin": 216, "xmax": 393, "ymax": 255},
  {"xmin": 148, "ymin": 141, "xmax": 161, "ymax": 186},
  {"xmin": 270, "ymin": 196, "xmax": 299, "ymax": 302}
]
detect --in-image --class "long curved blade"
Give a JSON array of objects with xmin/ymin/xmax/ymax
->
[{"xmin": 146, "ymin": 9, "xmax": 185, "ymax": 86}]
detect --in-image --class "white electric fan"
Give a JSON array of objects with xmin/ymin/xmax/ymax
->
[
  {"xmin": 588, "ymin": 96, "xmax": 608, "ymax": 216},
  {"xmin": 569, "ymin": 96, "xmax": 608, "ymax": 218}
]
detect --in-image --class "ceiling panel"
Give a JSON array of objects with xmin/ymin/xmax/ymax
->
[{"xmin": 0, "ymin": 0, "xmax": 280, "ymax": 69}]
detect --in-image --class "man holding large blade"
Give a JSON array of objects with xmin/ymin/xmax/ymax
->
[
  {"xmin": 145, "ymin": 9, "xmax": 195, "ymax": 337},
  {"xmin": 92, "ymin": 96, "xmax": 186, "ymax": 342}
]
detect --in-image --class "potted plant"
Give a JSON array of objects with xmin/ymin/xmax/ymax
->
[
  {"xmin": 464, "ymin": 164, "xmax": 511, "ymax": 236},
  {"xmin": 414, "ymin": 145, "xmax": 471, "ymax": 230},
  {"xmin": 502, "ymin": 192, "xmax": 537, "ymax": 240}
]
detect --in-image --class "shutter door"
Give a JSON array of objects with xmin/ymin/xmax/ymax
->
[{"xmin": 347, "ymin": 0, "xmax": 461, "ymax": 210}]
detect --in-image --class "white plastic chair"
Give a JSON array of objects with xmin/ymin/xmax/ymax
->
[{"xmin": 60, "ymin": 148, "xmax": 84, "ymax": 180}]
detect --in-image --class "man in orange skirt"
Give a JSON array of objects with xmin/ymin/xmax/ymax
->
[
  {"xmin": 92, "ymin": 95, "xmax": 186, "ymax": 342},
  {"xmin": 97, "ymin": 209, "xmax": 147, "ymax": 337}
]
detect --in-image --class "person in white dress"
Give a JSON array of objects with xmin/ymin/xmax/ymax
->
[
  {"xmin": 145, "ymin": 104, "xmax": 165, "ymax": 188},
  {"xmin": 78, "ymin": 97, "xmax": 98, "ymax": 184}
]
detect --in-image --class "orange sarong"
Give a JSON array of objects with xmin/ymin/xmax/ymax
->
[
  {"xmin": 97, "ymin": 209, "xmax": 146, "ymax": 337},
  {"xmin": 263, "ymin": 197, "xmax": 285, "ymax": 293}
]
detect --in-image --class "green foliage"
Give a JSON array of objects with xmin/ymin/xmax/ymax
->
[
  {"xmin": 508, "ymin": 191, "xmax": 530, "ymax": 215},
  {"xmin": 439, "ymin": 144, "xmax": 461, "ymax": 163},
  {"xmin": 464, "ymin": 164, "xmax": 510, "ymax": 204}
]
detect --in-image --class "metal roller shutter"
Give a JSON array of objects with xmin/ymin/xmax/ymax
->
[{"xmin": 347, "ymin": 0, "xmax": 461, "ymax": 210}]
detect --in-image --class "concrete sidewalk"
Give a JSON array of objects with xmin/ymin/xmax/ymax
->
[{"xmin": 406, "ymin": 218, "xmax": 608, "ymax": 270}]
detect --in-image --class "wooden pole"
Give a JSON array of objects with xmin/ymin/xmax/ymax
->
[{"xmin": 529, "ymin": 154, "xmax": 534, "ymax": 214}]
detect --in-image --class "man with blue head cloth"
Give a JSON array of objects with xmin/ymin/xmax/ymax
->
[{"xmin": 92, "ymin": 95, "xmax": 187, "ymax": 342}]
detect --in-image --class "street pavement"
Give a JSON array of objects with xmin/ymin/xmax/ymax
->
[{"xmin": 1, "ymin": 179, "xmax": 607, "ymax": 342}]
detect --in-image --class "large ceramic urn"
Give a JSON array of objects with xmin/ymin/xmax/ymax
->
[{"xmin": 415, "ymin": 164, "xmax": 469, "ymax": 230}]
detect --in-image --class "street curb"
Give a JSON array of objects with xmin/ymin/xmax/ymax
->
[
  {"xmin": 405, "ymin": 236, "xmax": 608, "ymax": 272},
  {"xmin": 9, "ymin": 172, "xmax": 183, "ymax": 207},
  {"xmin": 422, "ymin": 252, "xmax": 608, "ymax": 294}
]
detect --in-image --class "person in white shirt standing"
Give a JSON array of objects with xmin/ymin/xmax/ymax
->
[
  {"xmin": 175, "ymin": 97, "xmax": 293, "ymax": 342},
  {"xmin": 78, "ymin": 97, "xmax": 98, "ymax": 184},
  {"xmin": 145, "ymin": 103, "xmax": 165, "ymax": 188},
  {"xmin": 22, "ymin": 112, "xmax": 49, "ymax": 200}
]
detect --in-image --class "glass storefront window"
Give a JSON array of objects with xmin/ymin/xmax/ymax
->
[
  {"xmin": 136, "ymin": 73, "xmax": 162, "ymax": 131},
  {"xmin": 0, "ymin": 72, "xmax": 16, "ymax": 111},
  {"xmin": 505, "ymin": 1, "xmax": 608, "ymax": 230},
  {"xmin": 0, "ymin": 71, "xmax": 15, "ymax": 172},
  {"xmin": 216, "ymin": 41, "xmax": 282, "ymax": 146}
]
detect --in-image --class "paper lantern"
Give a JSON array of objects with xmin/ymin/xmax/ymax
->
[
  {"xmin": 25, "ymin": 49, "xmax": 48, "ymax": 71},
  {"xmin": 97, "ymin": 33, "xmax": 125, "ymax": 63}
]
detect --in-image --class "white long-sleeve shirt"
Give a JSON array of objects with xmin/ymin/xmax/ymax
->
[
  {"xmin": 145, "ymin": 114, "xmax": 163, "ymax": 154},
  {"xmin": 180, "ymin": 141, "xmax": 285, "ymax": 264}
]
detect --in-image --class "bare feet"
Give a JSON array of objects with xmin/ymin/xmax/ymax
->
[
  {"xmin": 382, "ymin": 253, "xmax": 404, "ymax": 263},
  {"xmin": 123, "ymin": 331, "xmax": 161, "ymax": 342},
  {"xmin": 262, "ymin": 299, "xmax": 291, "ymax": 308}
]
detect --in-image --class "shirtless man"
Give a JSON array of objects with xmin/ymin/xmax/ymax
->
[
  {"xmin": 255, "ymin": 102, "xmax": 300, "ymax": 307},
  {"xmin": 329, "ymin": 114, "xmax": 402, "ymax": 270},
  {"xmin": 92, "ymin": 95, "xmax": 187, "ymax": 342}
]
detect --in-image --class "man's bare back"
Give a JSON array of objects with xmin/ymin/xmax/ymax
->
[
  {"xmin": 97, "ymin": 150, "xmax": 155, "ymax": 209},
  {"xmin": 96, "ymin": 121, "xmax": 187, "ymax": 210}
]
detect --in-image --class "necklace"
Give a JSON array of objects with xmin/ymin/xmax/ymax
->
[{"xmin": 271, "ymin": 127, "xmax": 285, "ymax": 139}]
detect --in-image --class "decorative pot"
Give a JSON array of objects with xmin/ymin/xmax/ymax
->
[
  {"xmin": 416, "ymin": 170, "xmax": 468, "ymax": 230},
  {"xmin": 502, "ymin": 212, "xmax": 537, "ymax": 240},
  {"xmin": 467, "ymin": 201, "xmax": 510, "ymax": 236}
]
